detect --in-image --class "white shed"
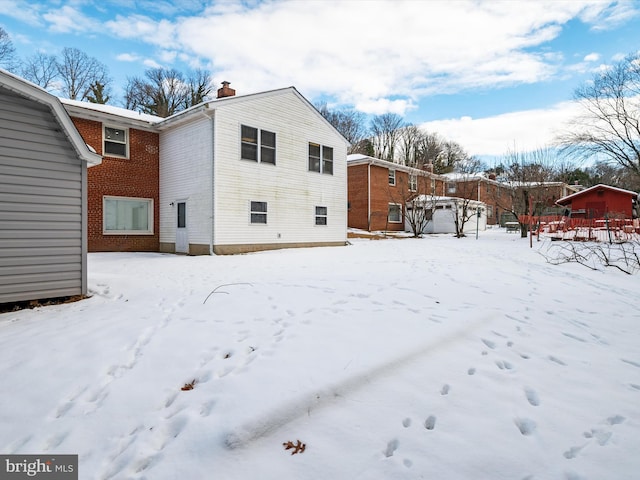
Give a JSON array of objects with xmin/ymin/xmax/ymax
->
[
  {"xmin": 406, "ymin": 196, "xmax": 487, "ymax": 235},
  {"xmin": 0, "ymin": 70, "xmax": 101, "ymax": 304}
]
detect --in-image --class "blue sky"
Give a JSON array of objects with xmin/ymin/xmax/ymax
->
[{"xmin": 1, "ymin": 0, "xmax": 639, "ymax": 163}]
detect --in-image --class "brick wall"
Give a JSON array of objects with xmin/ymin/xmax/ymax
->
[
  {"xmin": 348, "ymin": 162, "xmax": 447, "ymax": 232},
  {"xmin": 72, "ymin": 117, "xmax": 160, "ymax": 252}
]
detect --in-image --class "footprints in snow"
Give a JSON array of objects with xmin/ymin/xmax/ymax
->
[{"xmin": 564, "ymin": 415, "xmax": 626, "ymax": 460}]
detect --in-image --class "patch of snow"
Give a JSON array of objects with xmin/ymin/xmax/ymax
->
[{"xmin": 1, "ymin": 230, "xmax": 639, "ymax": 479}]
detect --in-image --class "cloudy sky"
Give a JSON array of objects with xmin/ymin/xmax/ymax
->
[{"xmin": 1, "ymin": 0, "xmax": 639, "ymax": 162}]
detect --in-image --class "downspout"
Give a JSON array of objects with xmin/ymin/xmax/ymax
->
[
  {"xmin": 210, "ymin": 112, "xmax": 215, "ymax": 255},
  {"xmin": 201, "ymin": 106, "xmax": 215, "ymax": 255},
  {"xmin": 367, "ymin": 162, "xmax": 371, "ymax": 230}
]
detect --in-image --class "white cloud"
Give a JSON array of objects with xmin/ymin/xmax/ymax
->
[
  {"xmin": 420, "ymin": 101, "xmax": 582, "ymax": 158},
  {"xmin": 584, "ymin": 52, "xmax": 600, "ymax": 62},
  {"xmin": 116, "ymin": 53, "xmax": 141, "ymax": 62},
  {"xmin": 42, "ymin": 5, "xmax": 100, "ymax": 33},
  {"xmin": 98, "ymin": 0, "xmax": 626, "ymax": 116}
]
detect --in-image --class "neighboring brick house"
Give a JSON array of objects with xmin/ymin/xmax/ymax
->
[
  {"xmin": 347, "ymin": 154, "xmax": 444, "ymax": 231},
  {"xmin": 62, "ymin": 100, "xmax": 162, "ymax": 252},
  {"xmin": 556, "ymin": 184, "xmax": 639, "ymax": 219},
  {"xmin": 441, "ymin": 173, "xmax": 514, "ymax": 226}
]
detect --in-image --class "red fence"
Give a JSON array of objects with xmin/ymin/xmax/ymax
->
[{"xmin": 517, "ymin": 215, "xmax": 640, "ymax": 242}]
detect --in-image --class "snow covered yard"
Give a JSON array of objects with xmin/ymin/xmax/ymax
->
[{"xmin": 1, "ymin": 230, "xmax": 639, "ymax": 480}]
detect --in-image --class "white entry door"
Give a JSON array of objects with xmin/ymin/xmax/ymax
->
[{"xmin": 176, "ymin": 201, "xmax": 188, "ymax": 253}]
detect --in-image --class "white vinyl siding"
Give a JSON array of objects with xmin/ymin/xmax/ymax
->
[
  {"xmin": 159, "ymin": 116, "xmax": 213, "ymax": 247},
  {"xmin": 212, "ymin": 89, "xmax": 347, "ymax": 248}
]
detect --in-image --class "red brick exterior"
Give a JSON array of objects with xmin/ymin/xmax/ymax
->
[
  {"xmin": 71, "ymin": 117, "xmax": 160, "ymax": 252},
  {"xmin": 348, "ymin": 161, "xmax": 445, "ymax": 231}
]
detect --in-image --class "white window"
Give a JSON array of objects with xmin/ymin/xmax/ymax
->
[
  {"xmin": 250, "ymin": 201, "xmax": 267, "ymax": 224},
  {"xmin": 315, "ymin": 206, "xmax": 327, "ymax": 225},
  {"xmin": 389, "ymin": 169, "xmax": 396, "ymax": 186},
  {"xmin": 447, "ymin": 182, "xmax": 457, "ymax": 194},
  {"xmin": 103, "ymin": 196, "xmax": 153, "ymax": 234},
  {"xmin": 431, "ymin": 178, "xmax": 436, "ymax": 194},
  {"xmin": 241, "ymin": 125, "xmax": 276, "ymax": 164},
  {"xmin": 103, "ymin": 126, "xmax": 128, "ymax": 158},
  {"xmin": 309, "ymin": 142, "xmax": 333, "ymax": 174},
  {"xmin": 487, "ymin": 205, "xmax": 494, "ymax": 218},
  {"xmin": 409, "ymin": 174, "xmax": 417, "ymax": 192},
  {"xmin": 388, "ymin": 203, "xmax": 402, "ymax": 223}
]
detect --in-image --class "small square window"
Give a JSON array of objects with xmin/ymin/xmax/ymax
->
[
  {"xmin": 104, "ymin": 126, "xmax": 128, "ymax": 157},
  {"xmin": 250, "ymin": 201, "xmax": 267, "ymax": 224},
  {"xmin": 315, "ymin": 206, "xmax": 327, "ymax": 225}
]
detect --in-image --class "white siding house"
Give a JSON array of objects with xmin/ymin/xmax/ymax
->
[
  {"xmin": 0, "ymin": 70, "xmax": 101, "ymax": 304},
  {"xmin": 158, "ymin": 87, "xmax": 348, "ymax": 254}
]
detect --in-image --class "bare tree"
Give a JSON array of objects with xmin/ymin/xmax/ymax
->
[
  {"xmin": 86, "ymin": 80, "xmax": 110, "ymax": 104},
  {"xmin": 494, "ymin": 146, "xmax": 558, "ymax": 237},
  {"xmin": 125, "ymin": 67, "xmax": 213, "ymax": 117},
  {"xmin": 184, "ymin": 68, "xmax": 214, "ymax": 109},
  {"xmin": 315, "ymin": 102, "xmax": 369, "ymax": 153},
  {"xmin": 370, "ymin": 113, "xmax": 404, "ymax": 161},
  {"xmin": 0, "ymin": 27, "xmax": 18, "ymax": 72},
  {"xmin": 21, "ymin": 52, "xmax": 58, "ymax": 89},
  {"xmin": 388, "ymin": 170, "xmax": 437, "ymax": 237},
  {"xmin": 557, "ymin": 52, "xmax": 640, "ymax": 181},
  {"xmin": 397, "ymin": 124, "xmax": 423, "ymax": 167},
  {"xmin": 448, "ymin": 157, "xmax": 485, "ymax": 238},
  {"xmin": 56, "ymin": 47, "xmax": 110, "ymax": 101}
]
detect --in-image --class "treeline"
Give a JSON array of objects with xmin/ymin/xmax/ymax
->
[{"xmin": 0, "ymin": 27, "xmax": 212, "ymax": 118}]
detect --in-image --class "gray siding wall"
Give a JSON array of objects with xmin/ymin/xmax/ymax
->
[{"xmin": 0, "ymin": 86, "xmax": 85, "ymax": 303}]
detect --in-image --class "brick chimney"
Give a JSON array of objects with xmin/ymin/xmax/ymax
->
[
  {"xmin": 422, "ymin": 162, "xmax": 434, "ymax": 173},
  {"xmin": 217, "ymin": 81, "xmax": 236, "ymax": 99}
]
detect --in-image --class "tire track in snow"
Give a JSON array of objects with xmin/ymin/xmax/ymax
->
[{"xmin": 224, "ymin": 312, "xmax": 497, "ymax": 449}]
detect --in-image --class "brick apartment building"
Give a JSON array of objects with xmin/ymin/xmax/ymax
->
[{"xmin": 347, "ymin": 154, "xmax": 444, "ymax": 231}]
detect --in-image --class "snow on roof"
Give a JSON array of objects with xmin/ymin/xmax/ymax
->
[
  {"xmin": 60, "ymin": 98, "xmax": 163, "ymax": 124},
  {"xmin": 556, "ymin": 183, "xmax": 639, "ymax": 204}
]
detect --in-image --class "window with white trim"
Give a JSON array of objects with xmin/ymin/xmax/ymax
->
[
  {"xmin": 447, "ymin": 182, "xmax": 456, "ymax": 194},
  {"xmin": 103, "ymin": 196, "xmax": 153, "ymax": 234},
  {"xmin": 388, "ymin": 203, "xmax": 402, "ymax": 223},
  {"xmin": 315, "ymin": 206, "xmax": 327, "ymax": 225},
  {"xmin": 389, "ymin": 169, "xmax": 396, "ymax": 186},
  {"xmin": 409, "ymin": 174, "xmax": 417, "ymax": 192},
  {"xmin": 308, "ymin": 143, "xmax": 333, "ymax": 174},
  {"xmin": 250, "ymin": 201, "xmax": 267, "ymax": 224},
  {"xmin": 241, "ymin": 125, "xmax": 276, "ymax": 164},
  {"xmin": 103, "ymin": 126, "xmax": 128, "ymax": 158}
]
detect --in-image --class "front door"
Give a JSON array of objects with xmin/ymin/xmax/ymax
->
[{"xmin": 176, "ymin": 201, "xmax": 188, "ymax": 253}]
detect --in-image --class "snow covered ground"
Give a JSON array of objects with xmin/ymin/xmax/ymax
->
[{"xmin": 1, "ymin": 230, "xmax": 639, "ymax": 480}]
